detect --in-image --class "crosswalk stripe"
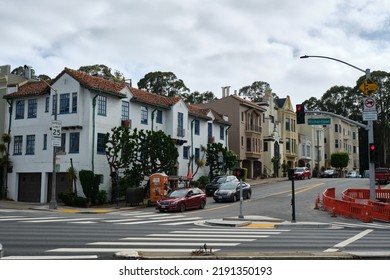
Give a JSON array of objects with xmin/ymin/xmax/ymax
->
[
  {"xmin": 117, "ymin": 216, "xmax": 200, "ymax": 225},
  {"xmin": 0, "ymin": 217, "xmax": 60, "ymax": 222},
  {"xmin": 47, "ymin": 248, "xmax": 216, "ymax": 253},
  {"xmin": 88, "ymin": 241, "xmax": 240, "ymax": 246},
  {"xmin": 22, "ymin": 217, "xmax": 103, "ymax": 223},
  {"xmin": 148, "ymin": 233, "xmax": 269, "ymax": 238},
  {"xmin": 170, "ymin": 230, "xmax": 283, "ymax": 235},
  {"xmin": 121, "ymin": 237, "xmax": 256, "ymax": 242},
  {"xmin": 2, "ymin": 255, "xmax": 99, "ymax": 260}
]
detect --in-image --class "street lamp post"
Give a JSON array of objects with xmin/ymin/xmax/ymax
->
[
  {"xmin": 39, "ymin": 78, "xmax": 59, "ymax": 209},
  {"xmin": 300, "ymin": 55, "xmax": 376, "ymax": 200}
]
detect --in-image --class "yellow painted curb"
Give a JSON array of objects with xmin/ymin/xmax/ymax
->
[
  {"xmin": 243, "ymin": 223, "xmax": 275, "ymax": 228},
  {"xmin": 59, "ymin": 209, "xmax": 80, "ymax": 213}
]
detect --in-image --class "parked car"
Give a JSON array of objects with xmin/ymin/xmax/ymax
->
[
  {"xmin": 289, "ymin": 167, "xmax": 311, "ymax": 180},
  {"xmin": 213, "ymin": 181, "xmax": 251, "ymax": 202},
  {"xmin": 320, "ymin": 169, "xmax": 339, "ymax": 178},
  {"xmin": 346, "ymin": 171, "xmax": 361, "ymax": 178},
  {"xmin": 155, "ymin": 188, "xmax": 206, "ymax": 212},
  {"xmin": 205, "ymin": 175, "xmax": 239, "ymax": 196}
]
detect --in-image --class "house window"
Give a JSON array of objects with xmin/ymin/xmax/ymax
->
[
  {"xmin": 97, "ymin": 133, "xmax": 106, "ymax": 154},
  {"xmin": 15, "ymin": 100, "xmax": 24, "ymax": 119},
  {"xmin": 156, "ymin": 110, "xmax": 163, "ymax": 124},
  {"xmin": 208, "ymin": 123, "xmax": 212, "ymax": 138},
  {"xmin": 69, "ymin": 132, "xmax": 80, "ymax": 154},
  {"xmin": 285, "ymin": 118, "xmax": 291, "ymax": 131},
  {"xmin": 55, "ymin": 133, "xmax": 66, "ymax": 153},
  {"xmin": 141, "ymin": 106, "xmax": 148, "ymax": 124},
  {"xmin": 59, "ymin": 93, "xmax": 70, "ymax": 114},
  {"xmin": 220, "ymin": 125, "xmax": 224, "ymax": 140},
  {"xmin": 264, "ymin": 141, "xmax": 268, "ymax": 152},
  {"xmin": 27, "ymin": 99, "xmax": 37, "ymax": 118},
  {"xmin": 72, "ymin": 92, "xmax": 78, "ymax": 113},
  {"xmin": 97, "ymin": 95, "xmax": 107, "ymax": 116},
  {"xmin": 45, "ymin": 97, "xmax": 49, "ymax": 113},
  {"xmin": 13, "ymin": 135, "xmax": 23, "ymax": 155},
  {"xmin": 194, "ymin": 120, "xmax": 200, "ymax": 135},
  {"xmin": 195, "ymin": 147, "xmax": 200, "ymax": 160},
  {"xmin": 335, "ymin": 139, "xmax": 339, "ymax": 149},
  {"xmin": 183, "ymin": 146, "xmax": 189, "ymax": 159},
  {"xmin": 43, "ymin": 134, "xmax": 47, "ymax": 150},
  {"xmin": 121, "ymin": 101, "xmax": 129, "ymax": 120},
  {"xmin": 286, "ymin": 138, "xmax": 291, "ymax": 152},
  {"xmin": 177, "ymin": 112, "xmax": 184, "ymax": 137},
  {"xmin": 26, "ymin": 135, "xmax": 35, "ymax": 155}
]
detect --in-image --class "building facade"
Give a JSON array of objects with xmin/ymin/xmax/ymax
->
[{"xmin": 3, "ymin": 68, "xmax": 230, "ymax": 202}]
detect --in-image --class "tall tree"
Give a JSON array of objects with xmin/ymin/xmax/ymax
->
[
  {"xmin": 78, "ymin": 64, "xmax": 125, "ymax": 82},
  {"xmin": 182, "ymin": 90, "xmax": 217, "ymax": 104},
  {"xmin": 137, "ymin": 71, "xmax": 190, "ymax": 97},
  {"xmin": 239, "ymin": 81, "xmax": 277, "ymax": 102}
]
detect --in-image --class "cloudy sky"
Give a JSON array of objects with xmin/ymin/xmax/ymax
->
[{"xmin": 1, "ymin": 0, "xmax": 390, "ymax": 105}]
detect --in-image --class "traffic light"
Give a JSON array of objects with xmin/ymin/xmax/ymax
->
[
  {"xmin": 369, "ymin": 143, "xmax": 377, "ymax": 163},
  {"xmin": 296, "ymin": 104, "xmax": 305, "ymax": 124},
  {"xmin": 234, "ymin": 168, "xmax": 245, "ymax": 180}
]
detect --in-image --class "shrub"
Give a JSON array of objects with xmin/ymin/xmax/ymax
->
[
  {"xmin": 79, "ymin": 170, "xmax": 100, "ymax": 205},
  {"xmin": 96, "ymin": 190, "xmax": 107, "ymax": 205}
]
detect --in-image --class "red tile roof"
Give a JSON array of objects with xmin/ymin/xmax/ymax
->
[
  {"xmin": 4, "ymin": 80, "xmax": 50, "ymax": 98},
  {"xmin": 62, "ymin": 68, "xmax": 127, "ymax": 97},
  {"xmin": 130, "ymin": 87, "xmax": 182, "ymax": 108}
]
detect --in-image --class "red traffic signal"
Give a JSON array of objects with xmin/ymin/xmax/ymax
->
[
  {"xmin": 235, "ymin": 168, "xmax": 245, "ymax": 179},
  {"xmin": 296, "ymin": 104, "xmax": 305, "ymax": 124},
  {"xmin": 369, "ymin": 143, "xmax": 377, "ymax": 163}
]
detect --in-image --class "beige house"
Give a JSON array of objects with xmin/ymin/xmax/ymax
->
[
  {"xmin": 200, "ymin": 92, "xmax": 266, "ymax": 179},
  {"xmin": 324, "ymin": 116, "xmax": 360, "ymax": 173},
  {"xmin": 275, "ymin": 96, "xmax": 298, "ymax": 170}
]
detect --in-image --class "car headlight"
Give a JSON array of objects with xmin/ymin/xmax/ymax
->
[{"xmin": 171, "ymin": 201, "xmax": 178, "ymax": 205}]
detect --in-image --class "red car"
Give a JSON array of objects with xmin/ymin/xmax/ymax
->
[
  {"xmin": 289, "ymin": 167, "xmax": 311, "ymax": 180},
  {"xmin": 156, "ymin": 188, "xmax": 206, "ymax": 212}
]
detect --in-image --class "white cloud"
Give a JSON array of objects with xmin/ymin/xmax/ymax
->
[{"xmin": 1, "ymin": 0, "xmax": 389, "ymax": 105}]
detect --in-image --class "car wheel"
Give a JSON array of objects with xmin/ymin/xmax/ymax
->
[
  {"xmin": 179, "ymin": 203, "xmax": 186, "ymax": 212},
  {"xmin": 199, "ymin": 200, "xmax": 205, "ymax": 209}
]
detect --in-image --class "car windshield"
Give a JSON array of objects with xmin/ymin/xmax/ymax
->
[
  {"xmin": 324, "ymin": 170, "xmax": 333, "ymax": 174},
  {"xmin": 295, "ymin": 168, "xmax": 305, "ymax": 172},
  {"xmin": 168, "ymin": 189, "xmax": 188, "ymax": 198},
  {"xmin": 219, "ymin": 182, "xmax": 238, "ymax": 190},
  {"xmin": 210, "ymin": 177, "xmax": 226, "ymax": 184}
]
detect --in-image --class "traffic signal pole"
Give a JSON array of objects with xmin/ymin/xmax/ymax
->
[{"xmin": 301, "ymin": 55, "xmax": 376, "ymax": 201}]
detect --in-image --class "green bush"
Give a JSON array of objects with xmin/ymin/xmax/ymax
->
[
  {"xmin": 96, "ymin": 190, "xmax": 107, "ymax": 205},
  {"xmin": 197, "ymin": 176, "xmax": 210, "ymax": 188},
  {"xmin": 79, "ymin": 170, "xmax": 100, "ymax": 205},
  {"xmin": 58, "ymin": 189, "xmax": 76, "ymax": 206}
]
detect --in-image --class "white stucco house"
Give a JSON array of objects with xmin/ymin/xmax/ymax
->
[{"xmin": 3, "ymin": 68, "xmax": 230, "ymax": 202}]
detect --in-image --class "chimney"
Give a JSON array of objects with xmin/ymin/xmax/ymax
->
[
  {"xmin": 221, "ymin": 86, "xmax": 225, "ymax": 98},
  {"xmin": 226, "ymin": 86, "xmax": 230, "ymax": 96},
  {"xmin": 24, "ymin": 65, "xmax": 32, "ymax": 80}
]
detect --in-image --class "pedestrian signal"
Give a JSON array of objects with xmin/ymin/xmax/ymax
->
[{"xmin": 235, "ymin": 168, "xmax": 245, "ymax": 180}]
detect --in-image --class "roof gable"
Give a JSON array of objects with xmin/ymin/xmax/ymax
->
[{"xmin": 3, "ymin": 80, "xmax": 50, "ymax": 99}]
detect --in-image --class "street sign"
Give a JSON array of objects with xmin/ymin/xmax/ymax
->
[
  {"xmin": 364, "ymin": 97, "xmax": 376, "ymax": 111},
  {"xmin": 363, "ymin": 111, "xmax": 378, "ymax": 121},
  {"xmin": 359, "ymin": 79, "xmax": 378, "ymax": 95},
  {"xmin": 308, "ymin": 118, "xmax": 331, "ymax": 125},
  {"xmin": 51, "ymin": 120, "xmax": 62, "ymax": 147}
]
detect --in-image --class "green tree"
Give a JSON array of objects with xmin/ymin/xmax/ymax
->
[
  {"xmin": 78, "ymin": 64, "xmax": 125, "ymax": 82},
  {"xmin": 330, "ymin": 152, "xmax": 349, "ymax": 172},
  {"xmin": 137, "ymin": 71, "xmax": 190, "ymax": 97},
  {"xmin": 239, "ymin": 81, "xmax": 277, "ymax": 102},
  {"xmin": 182, "ymin": 91, "xmax": 217, "ymax": 104}
]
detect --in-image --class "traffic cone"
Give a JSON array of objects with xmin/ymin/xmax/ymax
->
[
  {"xmin": 314, "ymin": 199, "xmax": 319, "ymax": 210},
  {"xmin": 331, "ymin": 207, "xmax": 337, "ymax": 217}
]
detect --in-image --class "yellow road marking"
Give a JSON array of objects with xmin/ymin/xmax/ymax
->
[{"xmin": 243, "ymin": 223, "xmax": 275, "ymax": 228}]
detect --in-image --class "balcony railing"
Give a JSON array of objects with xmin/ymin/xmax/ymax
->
[
  {"xmin": 177, "ymin": 127, "xmax": 185, "ymax": 137},
  {"xmin": 246, "ymin": 123, "xmax": 262, "ymax": 133}
]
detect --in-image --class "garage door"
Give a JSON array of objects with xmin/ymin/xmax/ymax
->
[
  {"xmin": 47, "ymin": 172, "xmax": 72, "ymax": 203},
  {"xmin": 18, "ymin": 173, "xmax": 42, "ymax": 202}
]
